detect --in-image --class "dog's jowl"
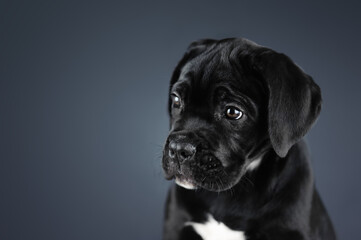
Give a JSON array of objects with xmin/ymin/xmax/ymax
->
[{"xmin": 162, "ymin": 38, "xmax": 336, "ymax": 240}]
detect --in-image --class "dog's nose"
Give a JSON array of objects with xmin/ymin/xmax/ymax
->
[{"xmin": 168, "ymin": 141, "xmax": 196, "ymax": 162}]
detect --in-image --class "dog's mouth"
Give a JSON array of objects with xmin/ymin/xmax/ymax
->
[
  {"xmin": 163, "ymin": 152, "xmax": 230, "ymax": 191},
  {"xmin": 162, "ymin": 132, "xmax": 244, "ymax": 191}
]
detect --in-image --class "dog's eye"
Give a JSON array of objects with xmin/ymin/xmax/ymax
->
[
  {"xmin": 171, "ymin": 94, "xmax": 181, "ymax": 108},
  {"xmin": 225, "ymin": 107, "xmax": 243, "ymax": 120}
]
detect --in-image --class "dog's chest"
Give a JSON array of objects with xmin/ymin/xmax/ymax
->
[{"xmin": 185, "ymin": 214, "xmax": 246, "ymax": 240}]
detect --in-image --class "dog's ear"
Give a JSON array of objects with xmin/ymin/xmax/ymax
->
[
  {"xmin": 168, "ymin": 39, "xmax": 217, "ymax": 113},
  {"xmin": 253, "ymin": 49, "xmax": 322, "ymax": 157}
]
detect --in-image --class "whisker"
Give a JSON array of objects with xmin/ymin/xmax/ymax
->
[{"xmin": 243, "ymin": 175, "xmax": 255, "ymax": 187}]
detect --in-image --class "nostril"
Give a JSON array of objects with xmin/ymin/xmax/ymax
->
[
  {"xmin": 169, "ymin": 149, "xmax": 175, "ymax": 158},
  {"xmin": 178, "ymin": 147, "xmax": 195, "ymax": 162},
  {"xmin": 168, "ymin": 141, "xmax": 177, "ymax": 158},
  {"xmin": 180, "ymin": 151, "xmax": 188, "ymax": 159}
]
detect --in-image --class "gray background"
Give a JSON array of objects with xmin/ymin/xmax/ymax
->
[{"xmin": 1, "ymin": 0, "xmax": 360, "ymax": 239}]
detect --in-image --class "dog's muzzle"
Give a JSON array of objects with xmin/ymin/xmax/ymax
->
[{"xmin": 162, "ymin": 132, "xmax": 223, "ymax": 187}]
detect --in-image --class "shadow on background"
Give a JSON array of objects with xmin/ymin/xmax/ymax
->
[{"xmin": 1, "ymin": 1, "xmax": 360, "ymax": 239}]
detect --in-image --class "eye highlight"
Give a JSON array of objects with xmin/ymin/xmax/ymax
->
[
  {"xmin": 171, "ymin": 93, "xmax": 181, "ymax": 108},
  {"xmin": 225, "ymin": 106, "xmax": 243, "ymax": 120}
]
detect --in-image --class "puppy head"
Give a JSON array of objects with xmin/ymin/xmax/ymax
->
[{"xmin": 162, "ymin": 38, "xmax": 321, "ymax": 191}]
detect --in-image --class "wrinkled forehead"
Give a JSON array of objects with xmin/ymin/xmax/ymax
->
[
  {"xmin": 171, "ymin": 52, "xmax": 265, "ymax": 104},
  {"xmin": 173, "ymin": 53, "xmax": 233, "ymax": 94}
]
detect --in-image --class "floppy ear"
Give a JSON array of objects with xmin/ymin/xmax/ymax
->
[
  {"xmin": 253, "ymin": 49, "xmax": 322, "ymax": 157},
  {"xmin": 168, "ymin": 39, "xmax": 217, "ymax": 114}
]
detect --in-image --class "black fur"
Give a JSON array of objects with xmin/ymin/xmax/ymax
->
[{"xmin": 162, "ymin": 38, "xmax": 336, "ymax": 240}]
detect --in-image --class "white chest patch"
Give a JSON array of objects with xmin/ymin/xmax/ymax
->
[
  {"xmin": 185, "ymin": 214, "xmax": 246, "ymax": 240},
  {"xmin": 246, "ymin": 156, "xmax": 263, "ymax": 171}
]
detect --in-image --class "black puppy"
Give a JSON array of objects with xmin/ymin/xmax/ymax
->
[{"xmin": 162, "ymin": 38, "xmax": 336, "ymax": 240}]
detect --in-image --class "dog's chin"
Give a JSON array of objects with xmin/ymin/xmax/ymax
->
[
  {"xmin": 163, "ymin": 166, "xmax": 242, "ymax": 192},
  {"xmin": 175, "ymin": 176, "xmax": 198, "ymax": 190},
  {"xmin": 167, "ymin": 171, "xmax": 243, "ymax": 192},
  {"xmin": 173, "ymin": 172, "xmax": 241, "ymax": 192}
]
